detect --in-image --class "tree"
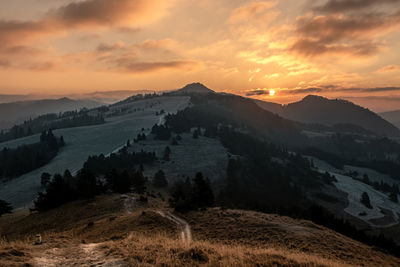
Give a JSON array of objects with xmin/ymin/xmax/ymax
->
[
  {"xmin": 132, "ymin": 170, "xmax": 146, "ymax": 194},
  {"xmin": 191, "ymin": 172, "xmax": 214, "ymax": 208},
  {"xmin": 153, "ymin": 170, "xmax": 168, "ymax": 188},
  {"xmin": 76, "ymin": 168, "xmax": 100, "ymax": 198},
  {"xmin": 389, "ymin": 192, "xmax": 398, "ymax": 203},
  {"xmin": 106, "ymin": 169, "xmax": 132, "ymax": 194},
  {"xmin": 192, "ymin": 129, "xmax": 199, "ymax": 139},
  {"xmin": 0, "ymin": 199, "xmax": 12, "ymax": 217},
  {"xmin": 163, "ymin": 146, "xmax": 171, "ymax": 161},
  {"xmin": 41, "ymin": 172, "xmax": 51, "ymax": 187},
  {"xmin": 360, "ymin": 192, "xmax": 372, "ymax": 209},
  {"xmin": 171, "ymin": 137, "xmax": 179, "ymax": 146}
]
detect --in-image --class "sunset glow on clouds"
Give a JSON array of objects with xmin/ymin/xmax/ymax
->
[{"xmin": 0, "ymin": 0, "xmax": 400, "ymax": 111}]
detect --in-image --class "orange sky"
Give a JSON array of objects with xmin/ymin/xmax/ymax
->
[{"xmin": 0, "ymin": 0, "xmax": 400, "ymax": 111}]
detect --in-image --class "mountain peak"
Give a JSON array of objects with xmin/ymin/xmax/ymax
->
[
  {"xmin": 177, "ymin": 83, "xmax": 215, "ymax": 94},
  {"xmin": 301, "ymin": 95, "xmax": 326, "ymax": 102}
]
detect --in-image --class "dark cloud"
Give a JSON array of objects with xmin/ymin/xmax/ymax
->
[
  {"xmin": 246, "ymin": 89, "xmax": 270, "ymax": 96},
  {"xmin": 0, "ymin": 0, "xmax": 166, "ymax": 46},
  {"xmin": 291, "ymin": 2, "xmax": 400, "ymax": 56},
  {"xmin": 286, "ymin": 87, "xmax": 324, "ymax": 94},
  {"xmin": 49, "ymin": 0, "xmax": 154, "ymax": 27},
  {"xmin": 0, "ymin": 59, "xmax": 10, "ymax": 67},
  {"xmin": 282, "ymin": 86, "xmax": 400, "ymax": 95},
  {"xmin": 291, "ymin": 39, "xmax": 379, "ymax": 56},
  {"xmin": 343, "ymin": 87, "xmax": 400, "ymax": 92},
  {"xmin": 314, "ymin": 0, "xmax": 400, "ymax": 13},
  {"xmin": 116, "ymin": 60, "xmax": 198, "ymax": 73}
]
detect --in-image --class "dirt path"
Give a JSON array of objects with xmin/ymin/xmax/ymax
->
[
  {"xmin": 157, "ymin": 210, "xmax": 192, "ymax": 243},
  {"xmin": 33, "ymin": 241, "xmax": 127, "ymax": 267},
  {"xmin": 121, "ymin": 194, "xmax": 135, "ymax": 214}
]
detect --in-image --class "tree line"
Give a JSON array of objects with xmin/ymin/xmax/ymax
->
[
  {"xmin": 0, "ymin": 130, "xmax": 64, "ymax": 180},
  {"xmin": 0, "ymin": 111, "xmax": 104, "ymax": 143}
]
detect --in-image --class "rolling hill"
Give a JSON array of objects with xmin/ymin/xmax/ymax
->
[
  {"xmin": 1, "ymin": 195, "xmax": 399, "ymax": 266},
  {"xmin": 380, "ymin": 109, "xmax": 400, "ymax": 129},
  {"xmin": 255, "ymin": 95, "xmax": 400, "ymax": 137},
  {"xmin": 0, "ymin": 98, "xmax": 103, "ymax": 130}
]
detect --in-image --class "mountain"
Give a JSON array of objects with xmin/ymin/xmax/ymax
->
[
  {"xmin": 0, "ymin": 98, "xmax": 103, "ymax": 130},
  {"xmin": 253, "ymin": 99, "xmax": 283, "ymax": 115},
  {"xmin": 172, "ymin": 82, "xmax": 215, "ymax": 95},
  {"xmin": 380, "ymin": 110, "xmax": 400, "ymax": 129},
  {"xmin": 255, "ymin": 95, "xmax": 400, "ymax": 137}
]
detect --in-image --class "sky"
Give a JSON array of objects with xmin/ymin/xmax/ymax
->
[{"xmin": 0, "ymin": 0, "xmax": 400, "ymax": 111}]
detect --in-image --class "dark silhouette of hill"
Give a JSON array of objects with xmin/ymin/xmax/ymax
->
[
  {"xmin": 0, "ymin": 98, "xmax": 103, "ymax": 130},
  {"xmin": 256, "ymin": 95, "xmax": 400, "ymax": 137},
  {"xmin": 172, "ymin": 82, "xmax": 215, "ymax": 95},
  {"xmin": 380, "ymin": 110, "xmax": 400, "ymax": 129}
]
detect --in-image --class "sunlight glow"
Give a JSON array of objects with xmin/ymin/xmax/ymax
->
[{"xmin": 269, "ymin": 89, "xmax": 276, "ymax": 96}]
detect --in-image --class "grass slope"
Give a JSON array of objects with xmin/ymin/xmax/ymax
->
[{"xmin": 1, "ymin": 195, "xmax": 399, "ymax": 266}]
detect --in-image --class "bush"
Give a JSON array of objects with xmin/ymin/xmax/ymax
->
[
  {"xmin": 0, "ymin": 199, "xmax": 13, "ymax": 216},
  {"xmin": 153, "ymin": 170, "xmax": 168, "ymax": 188},
  {"xmin": 360, "ymin": 192, "xmax": 372, "ymax": 209}
]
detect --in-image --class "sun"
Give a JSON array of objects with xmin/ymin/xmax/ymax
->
[{"xmin": 269, "ymin": 89, "xmax": 276, "ymax": 96}]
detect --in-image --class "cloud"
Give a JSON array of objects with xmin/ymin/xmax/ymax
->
[
  {"xmin": 0, "ymin": 0, "xmax": 171, "ymax": 46},
  {"xmin": 48, "ymin": 0, "xmax": 169, "ymax": 27},
  {"xmin": 314, "ymin": 0, "xmax": 400, "ymax": 13},
  {"xmin": 349, "ymin": 87, "xmax": 400, "ymax": 93},
  {"xmin": 284, "ymin": 87, "xmax": 323, "ymax": 94},
  {"xmin": 378, "ymin": 65, "xmax": 400, "ymax": 72},
  {"xmin": 92, "ymin": 40, "xmax": 198, "ymax": 73},
  {"xmin": 0, "ymin": 0, "xmax": 174, "ymax": 71},
  {"xmin": 0, "ymin": 59, "xmax": 10, "ymax": 68},
  {"xmin": 246, "ymin": 89, "xmax": 270, "ymax": 96},
  {"xmin": 116, "ymin": 61, "xmax": 198, "ymax": 73},
  {"xmin": 290, "ymin": 9, "xmax": 400, "ymax": 56},
  {"xmin": 228, "ymin": 1, "xmax": 277, "ymax": 23},
  {"xmin": 278, "ymin": 86, "xmax": 400, "ymax": 95}
]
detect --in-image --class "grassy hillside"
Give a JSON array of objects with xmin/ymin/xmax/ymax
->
[{"xmin": 1, "ymin": 194, "xmax": 398, "ymax": 266}]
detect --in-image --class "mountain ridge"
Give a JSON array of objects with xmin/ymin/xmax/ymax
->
[
  {"xmin": 255, "ymin": 94, "xmax": 400, "ymax": 137},
  {"xmin": 0, "ymin": 98, "xmax": 103, "ymax": 130}
]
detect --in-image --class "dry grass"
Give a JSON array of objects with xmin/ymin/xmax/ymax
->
[
  {"xmin": 185, "ymin": 208, "xmax": 400, "ymax": 266},
  {"xmin": 105, "ymin": 232, "xmax": 352, "ymax": 267},
  {"xmin": 1, "ymin": 195, "xmax": 399, "ymax": 266}
]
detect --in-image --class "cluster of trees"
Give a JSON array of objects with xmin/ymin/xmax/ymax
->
[
  {"xmin": 0, "ymin": 111, "xmax": 104, "ymax": 143},
  {"xmin": 35, "ymin": 151, "xmax": 152, "ymax": 211},
  {"xmin": 0, "ymin": 130, "xmax": 64, "ymax": 180},
  {"xmin": 134, "ymin": 133, "xmax": 146, "ymax": 143},
  {"xmin": 349, "ymin": 173, "xmax": 400, "ymax": 202},
  {"xmin": 83, "ymin": 151, "xmax": 156, "ymax": 175},
  {"xmin": 153, "ymin": 170, "xmax": 168, "ymax": 188},
  {"xmin": 0, "ymin": 199, "xmax": 12, "ymax": 217},
  {"xmin": 155, "ymin": 109, "xmax": 165, "ymax": 116},
  {"xmin": 305, "ymin": 135, "xmax": 400, "ymax": 179},
  {"xmin": 111, "ymin": 93, "xmax": 159, "ymax": 106},
  {"xmin": 169, "ymin": 172, "xmax": 214, "ymax": 212},
  {"xmin": 151, "ymin": 124, "xmax": 172, "ymax": 140}
]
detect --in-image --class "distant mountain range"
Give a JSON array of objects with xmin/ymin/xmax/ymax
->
[
  {"xmin": 0, "ymin": 98, "xmax": 103, "ymax": 130},
  {"xmin": 0, "ymin": 90, "xmax": 154, "ymax": 105},
  {"xmin": 255, "ymin": 95, "xmax": 400, "ymax": 137},
  {"xmin": 380, "ymin": 110, "xmax": 400, "ymax": 129}
]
